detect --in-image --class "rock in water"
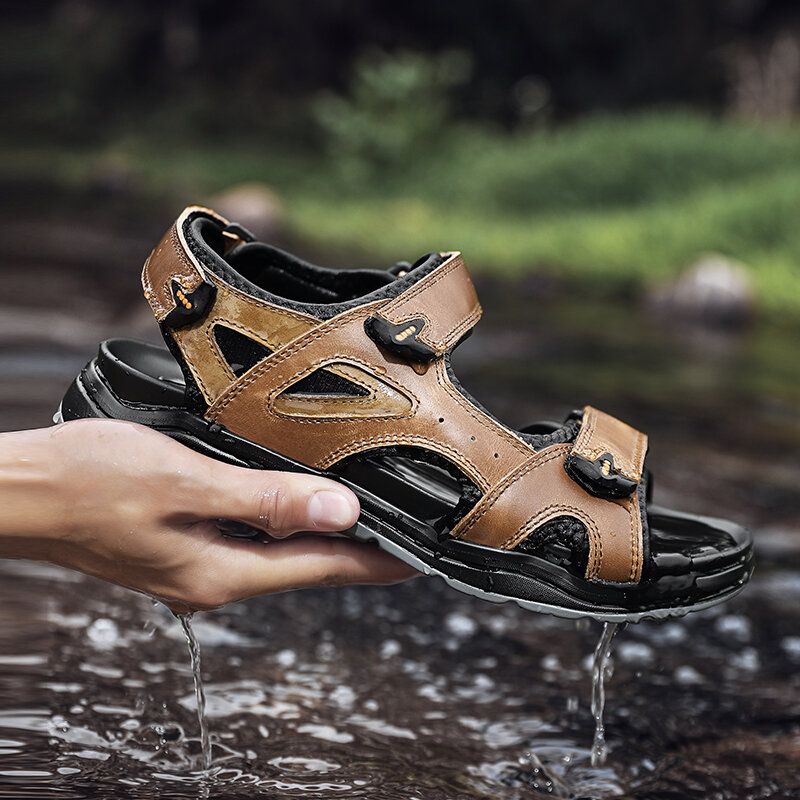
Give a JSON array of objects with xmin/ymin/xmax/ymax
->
[
  {"xmin": 648, "ymin": 254, "xmax": 755, "ymax": 325},
  {"xmin": 210, "ymin": 183, "xmax": 284, "ymax": 240}
]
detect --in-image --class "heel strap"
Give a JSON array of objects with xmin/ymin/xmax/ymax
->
[{"xmin": 141, "ymin": 206, "xmax": 229, "ymax": 323}]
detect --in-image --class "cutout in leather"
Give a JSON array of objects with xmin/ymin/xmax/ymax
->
[
  {"xmin": 213, "ymin": 325, "xmax": 369, "ymax": 397},
  {"xmin": 213, "ymin": 325, "xmax": 272, "ymax": 377},
  {"xmin": 273, "ymin": 362, "xmax": 412, "ymax": 419},
  {"xmin": 290, "ymin": 366, "xmax": 371, "ymax": 398},
  {"xmin": 214, "ymin": 325, "xmax": 370, "ymax": 397}
]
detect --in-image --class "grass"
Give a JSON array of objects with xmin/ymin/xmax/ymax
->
[{"xmin": 6, "ymin": 111, "xmax": 800, "ymax": 314}]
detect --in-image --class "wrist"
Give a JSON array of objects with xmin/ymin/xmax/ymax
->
[{"xmin": 0, "ymin": 427, "xmax": 70, "ymax": 560}]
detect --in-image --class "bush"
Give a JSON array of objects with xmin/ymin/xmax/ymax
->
[{"xmin": 312, "ymin": 49, "xmax": 470, "ymax": 181}]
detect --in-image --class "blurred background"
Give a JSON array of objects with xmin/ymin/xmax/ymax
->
[{"xmin": 2, "ymin": 3, "xmax": 800, "ymax": 797}]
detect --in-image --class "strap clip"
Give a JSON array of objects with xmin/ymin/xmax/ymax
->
[
  {"xmin": 162, "ymin": 278, "xmax": 216, "ymax": 328},
  {"xmin": 565, "ymin": 451, "xmax": 638, "ymax": 499},
  {"xmin": 364, "ymin": 253, "xmax": 481, "ymax": 364},
  {"xmin": 364, "ymin": 315, "xmax": 437, "ymax": 363}
]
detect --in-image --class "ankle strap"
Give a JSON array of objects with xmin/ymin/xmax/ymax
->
[{"xmin": 365, "ymin": 253, "xmax": 482, "ymax": 363}]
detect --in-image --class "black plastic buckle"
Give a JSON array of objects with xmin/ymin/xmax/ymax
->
[
  {"xmin": 364, "ymin": 315, "xmax": 437, "ymax": 363},
  {"xmin": 564, "ymin": 451, "xmax": 638, "ymax": 500},
  {"xmin": 163, "ymin": 278, "xmax": 216, "ymax": 328}
]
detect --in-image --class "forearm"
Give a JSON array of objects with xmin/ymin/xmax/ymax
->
[{"xmin": 0, "ymin": 428, "xmax": 66, "ymax": 560}]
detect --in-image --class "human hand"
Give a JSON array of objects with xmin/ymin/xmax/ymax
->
[{"xmin": 0, "ymin": 419, "xmax": 416, "ymax": 611}]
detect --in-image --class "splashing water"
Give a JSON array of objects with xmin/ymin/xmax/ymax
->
[
  {"xmin": 516, "ymin": 750, "xmax": 571, "ymax": 797},
  {"xmin": 174, "ymin": 610, "xmax": 622, "ymax": 779},
  {"xmin": 590, "ymin": 621, "xmax": 620, "ymax": 767},
  {"xmin": 176, "ymin": 612, "xmax": 212, "ymax": 770}
]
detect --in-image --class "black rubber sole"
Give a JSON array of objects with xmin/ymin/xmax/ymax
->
[{"xmin": 56, "ymin": 349, "xmax": 754, "ymax": 622}]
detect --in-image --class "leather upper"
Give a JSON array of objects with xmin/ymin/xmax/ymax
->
[{"xmin": 142, "ymin": 206, "xmax": 650, "ymax": 584}]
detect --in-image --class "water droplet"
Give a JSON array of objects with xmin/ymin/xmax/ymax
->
[
  {"xmin": 445, "ymin": 612, "xmax": 477, "ymax": 637},
  {"xmin": 674, "ymin": 665, "xmax": 703, "ymax": 685},
  {"xmin": 566, "ymin": 695, "xmax": 579, "ymax": 713},
  {"xmin": 781, "ymin": 635, "xmax": 800, "ymax": 660},
  {"xmin": 86, "ymin": 618, "xmax": 119, "ymax": 650},
  {"xmin": 715, "ymin": 614, "xmax": 751, "ymax": 642},
  {"xmin": 380, "ymin": 639, "xmax": 401, "ymax": 659}
]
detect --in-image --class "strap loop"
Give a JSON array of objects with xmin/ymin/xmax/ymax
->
[{"xmin": 142, "ymin": 206, "xmax": 228, "ymax": 324}]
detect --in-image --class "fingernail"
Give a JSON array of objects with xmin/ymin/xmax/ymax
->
[{"xmin": 308, "ymin": 490, "xmax": 357, "ymax": 530}]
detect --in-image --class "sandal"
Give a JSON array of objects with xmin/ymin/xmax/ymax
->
[{"xmin": 58, "ymin": 206, "xmax": 753, "ymax": 621}]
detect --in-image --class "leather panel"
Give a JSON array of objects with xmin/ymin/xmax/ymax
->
[
  {"xmin": 172, "ymin": 275, "xmax": 317, "ymax": 403},
  {"xmin": 208, "ymin": 300, "xmax": 533, "ymax": 490}
]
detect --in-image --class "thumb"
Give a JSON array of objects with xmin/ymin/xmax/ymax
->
[{"xmin": 192, "ymin": 460, "xmax": 360, "ymax": 537}]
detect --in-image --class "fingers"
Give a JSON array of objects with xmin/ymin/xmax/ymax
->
[
  {"xmin": 207, "ymin": 536, "xmax": 419, "ymax": 605},
  {"xmin": 189, "ymin": 459, "xmax": 360, "ymax": 537}
]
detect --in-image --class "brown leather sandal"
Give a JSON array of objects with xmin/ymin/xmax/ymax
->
[{"xmin": 58, "ymin": 206, "xmax": 753, "ymax": 621}]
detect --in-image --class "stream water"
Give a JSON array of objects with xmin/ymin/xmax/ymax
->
[
  {"xmin": 5, "ymin": 564, "xmax": 799, "ymax": 799},
  {"xmin": 175, "ymin": 613, "xmax": 620, "ymax": 785},
  {"xmin": 1, "ymin": 206, "xmax": 799, "ymax": 798}
]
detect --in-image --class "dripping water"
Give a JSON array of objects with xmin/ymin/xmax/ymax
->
[
  {"xmin": 590, "ymin": 621, "xmax": 621, "ymax": 767},
  {"xmin": 176, "ymin": 612, "xmax": 212, "ymax": 770}
]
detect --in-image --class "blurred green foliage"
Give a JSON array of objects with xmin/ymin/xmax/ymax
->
[
  {"xmin": 5, "ymin": 3, "xmax": 800, "ymax": 316},
  {"xmin": 10, "ymin": 104, "xmax": 800, "ymax": 314},
  {"xmin": 313, "ymin": 50, "xmax": 471, "ymax": 180},
  {"xmin": 294, "ymin": 113, "xmax": 800, "ymax": 314}
]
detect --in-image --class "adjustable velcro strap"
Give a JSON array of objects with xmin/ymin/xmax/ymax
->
[
  {"xmin": 365, "ymin": 253, "xmax": 482, "ymax": 363},
  {"xmin": 452, "ymin": 443, "xmax": 646, "ymax": 583},
  {"xmin": 565, "ymin": 406, "xmax": 648, "ymax": 500}
]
